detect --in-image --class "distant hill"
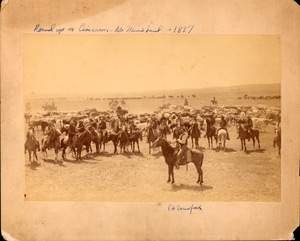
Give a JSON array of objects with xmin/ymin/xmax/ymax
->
[{"xmin": 27, "ymin": 83, "xmax": 280, "ymax": 100}]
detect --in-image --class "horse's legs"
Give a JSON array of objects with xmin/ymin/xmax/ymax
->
[
  {"xmin": 191, "ymin": 138, "xmax": 194, "ymax": 149},
  {"xmin": 167, "ymin": 165, "xmax": 171, "ymax": 183},
  {"xmin": 114, "ymin": 142, "xmax": 117, "ymax": 154},
  {"xmin": 137, "ymin": 140, "xmax": 140, "ymax": 153},
  {"xmin": 256, "ymin": 134, "xmax": 261, "ymax": 149},
  {"xmin": 207, "ymin": 137, "xmax": 210, "ymax": 149},
  {"xmin": 96, "ymin": 142, "xmax": 100, "ymax": 153},
  {"xmin": 252, "ymin": 137, "xmax": 255, "ymax": 149},
  {"xmin": 243, "ymin": 139, "xmax": 247, "ymax": 152},
  {"xmin": 171, "ymin": 166, "xmax": 175, "ymax": 184},
  {"xmin": 62, "ymin": 147, "xmax": 66, "ymax": 160},
  {"xmin": 28, "ymin": 151, "xmax": 32, "ymax": 163},
  {"xmin": 195, "ymin": 138, "xmax": 199, "ymax": 148},
  {"xmin": 149, "ymin": 142, "xmax": 151, "ymax": 154},
  {"xmin": 195, "ymin": 163, "xmax": 200, "ymax": 183},
  {"xmin": 77, "ymin": 146, "xmax": 81, "ymax": 160},
  {"xmin": 34, "ymin": 151, "xmax": 38, "ymax": 162}
]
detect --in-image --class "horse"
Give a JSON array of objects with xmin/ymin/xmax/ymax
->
[
  {"xmin": 216, "ymin": 129, "xmax": 227, "ymax": 151},
  {"xmin": 87, "ymin": 126, "xmax": 101, "ymax": 154},
  {"xmin": 237, "ymin": 124, "xmax": 260, "ymax": 152},
  {"xmin": 104, "ymin": 131, "xmax": 119, "ymax": 154},
  {"xmin": 25, "ymin": 132, "xmax": 40, "ymax": 163},
  {"xmin": 41, "ymin": 127, "xmax": 61, "ymax": 162},
  {"xmin": 128, "ymin": 129, "xmax": 143, "ymax": 152},
  {"xmin": 151, "ymin": 137, "xmax": 204, "ymax": 185},
  {"xmin": 205, "ymin": 119, "xmax": 217, "ymax": 149},
  {"xmin": 189, "ymin": 123, "xmax": 201, "ymax": 148},
  {"xmin": 72, "ymin": 130, "xmax": 92, "ymax": 160},
  {"xmin": 119, "ymin": 129, "xmax": 130, "ymax": 153},
  {"xmin": 98, "ymin": 129, "xmax": 108, "ymax": 152},
  {"xmin": 59, "ymin": 125, "xmax": 78, "ymax": 160},
  {"xmin": 146, "ymin": 126, "xmax": 160, "ymax": 154},
  {"xmin": 273, "ymin": 127, "xmax": 281, "ymax": 155}
]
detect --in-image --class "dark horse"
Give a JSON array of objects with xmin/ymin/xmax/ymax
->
[
  {"xmin": 152, "ymin": 137, "xmax": 204, "ymax": 185},
  {"xmin": 189, "ymin": 123, "xmax": 201, "ymax": 148},
  {"xmin": 87, "ymin": 126, "xmax": 101, "ymax": 154},
  {"xmin": 104, "ymin": 131, "xmax": 120, "ymax": 154},
  {"xmin": 72, "ymin": 130, "xmax": 92, "ymax": 160},
  {"xmin": 25, "ymin": 131, "xmax": 40, "ymax": 163},
  {"xmin": 41, "ymin": 127, "xmax": 61, "ymax": 162},
  {"xmin": 205, "ymin": 118, "xmax": 217, "ymax": 149},
  {"xmin": 128, "ymin": 129, "xmax": 143, "ymax": 152},
  {"xmin": 237, "ymin": 124, "xmax": 260, "ymax": 152},
  {"xmin": 119, "ymin": 129, "xmax": 129, "ymax": 153}
]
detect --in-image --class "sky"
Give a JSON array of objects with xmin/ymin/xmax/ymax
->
[{"xmin": 24, "ymin": 34, "xmax": 281, "ymax": 97}]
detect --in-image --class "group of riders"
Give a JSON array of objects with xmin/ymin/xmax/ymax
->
[{"xmin": 25, "ymin": 109, "xmax": 271, "ymax": 165}]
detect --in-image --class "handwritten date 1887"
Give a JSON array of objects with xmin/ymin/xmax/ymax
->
[{"xmin": 167, "ymin": 25, "xmax": 194, "ymax": 34}]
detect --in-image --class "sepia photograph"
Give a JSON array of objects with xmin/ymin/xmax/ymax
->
[{"xmin": 23, "ymin": 35, "xmax": 281, "ymax": 202}]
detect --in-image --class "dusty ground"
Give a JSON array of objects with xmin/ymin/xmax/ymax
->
[{"xmin": 25, "ymin": 126, "xmax": 280, "ymax": 202}]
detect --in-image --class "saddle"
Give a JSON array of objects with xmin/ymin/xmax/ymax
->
[{"xmin": 178, "ymin": 148, "xmax": 193, "ymax": 165}]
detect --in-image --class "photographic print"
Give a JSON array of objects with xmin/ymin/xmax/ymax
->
[{"xmin": 24, "ymin": 35, "xmax": 281, "ymax": 202}]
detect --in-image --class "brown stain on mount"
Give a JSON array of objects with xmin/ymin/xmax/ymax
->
[{"xmin": 2, "ymin": 0, "xmax": 127, "ymax": 29}]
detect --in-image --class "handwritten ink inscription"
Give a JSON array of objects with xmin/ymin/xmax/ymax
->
[
  {"xmin": 33, "ymin": 24, "xmax": 194, "ymax": 34},
  {"xmin": 168, "ymin": 204, "xmax": 202, "ymax": 214}
]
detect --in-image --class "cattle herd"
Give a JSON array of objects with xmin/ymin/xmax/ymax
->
[{"xmin": 24, "ymin": 103, "xmax": 282, "ymax": 167}]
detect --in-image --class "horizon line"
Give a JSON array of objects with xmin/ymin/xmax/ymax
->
[{"xmin": 26, "ymin": 82, "xmax": 280, "ymax": 99}]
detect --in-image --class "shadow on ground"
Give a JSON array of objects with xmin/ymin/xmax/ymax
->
[
  {"xmin": 246, "ymin": 148, "xmax": 266, "ymax": 154},
  {"xmin": 170, "ymin": 183, "xmax": 213, "ymax": 192}
]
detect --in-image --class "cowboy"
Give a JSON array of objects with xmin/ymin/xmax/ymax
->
[
  {"xmin": 68, "ymin": 120, "xmax": 76, "ymax": 144},
  {"xmin": 189, "ymin": 118, "xmax": 201, "ymax": 147},
  {"xmin": 76, "ymin": 120, "xmax": 85, "ymax": 134},
  {"xmin": 99, "ymin": 117, "xmax": 107, "ymax": 131},
  {"xmin": 27, "ymin": 123, "xmax": 38, "ymax": 144},
  {"xmin": 217, "ymin": 115, "xmax": 230, "ymax": 140},
  {"xmin": 175, "ymin": 127, "xmax": 189, "ymax": 169},
  {"xmin": 246, "ymin": 115, "xmax": 253, "ymax": 139}
]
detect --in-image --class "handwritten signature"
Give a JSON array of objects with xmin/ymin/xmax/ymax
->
[
  {"xmin": 33, "ymin": 24, "xmax": 194, "ymax": 34},
  {"xmin": 168, "ymin": 204, "xmax": 202, "ymax": 214}
]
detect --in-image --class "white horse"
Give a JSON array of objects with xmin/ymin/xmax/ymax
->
[{"xmin": 217, "ymin": 129, "xmax": 227, "ymax": 151}]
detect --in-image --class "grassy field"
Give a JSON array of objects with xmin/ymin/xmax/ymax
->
[
  {"xmin": 25, "ymin": 125, "xmax": 280, "ymax": 202},
  {"xmin": 25, "ymin": 83, "xmax": 281, "ymax": 201}
]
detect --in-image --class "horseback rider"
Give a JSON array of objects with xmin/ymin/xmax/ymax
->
[
  {"xmin": 26, "ymin": 123, "xmax": 39, "ymax": 145},
  {"xmin": 68, "ymin": 120, "xmax": 76, "ymax": 145},
  {"xmin": 189, "ymin": 117, "xmax": 201, "ymax": 144},
  {"xmin": 99, "ymin": 117, "xmax": 107, "ymax": 132},
  {"xmin": 76, "ymin": 120, "xmax": 86, "ymax": 138},
  {"xmin": 246, "ymin": 115, "xmax": 253, "ymax": 140},
  {"xmin": 217, "ymin": 115, "xmax": 230, "ymax": 140},
  {"xmin": 175, "ymin": 125, "xmax": 189, "ymax": 169},
  {"xmin": 237, "ymin": 111, "xmax": 246, "ymax": 139}
]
